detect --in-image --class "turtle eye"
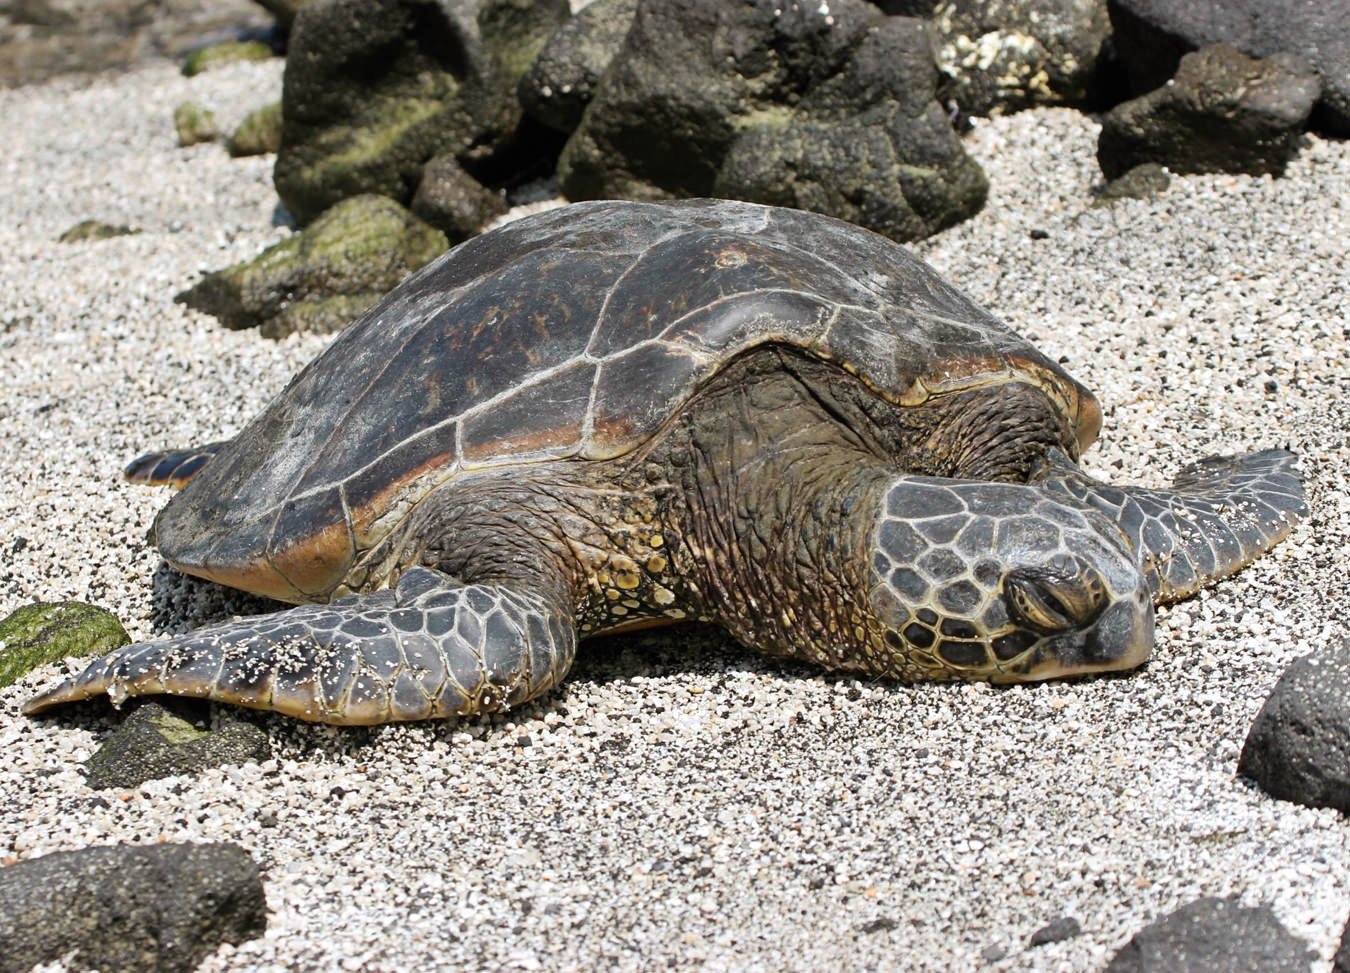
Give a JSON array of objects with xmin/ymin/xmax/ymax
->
[{"xmin": 1005, "ymin": 567, "xmax": 1105, "ymax": 634}]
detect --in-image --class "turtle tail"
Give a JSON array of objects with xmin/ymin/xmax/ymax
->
[
  {"xmin": 124, "ymin": 442, "xmax": 230, "ymax": 488},
  {"xmin": 1034, "ymin": 448, "xmax": 1308, "ymax": 604}
]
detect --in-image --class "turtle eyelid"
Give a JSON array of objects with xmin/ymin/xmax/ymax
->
[{"xmin": 1005, "ymin": 572, "xmax": 1075, "ymax": 633}]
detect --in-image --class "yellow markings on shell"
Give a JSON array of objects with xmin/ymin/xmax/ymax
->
[
  {"xmin": 646, "ymin": 554, "xmax": 668, "ymax": 574},
  {"xmin": 649, "ymin": 534, "xmax": 664, "ymax": 548},
  {"xmin": 653, "ymin": 586, "xmax": 676, "ymax": 605}
]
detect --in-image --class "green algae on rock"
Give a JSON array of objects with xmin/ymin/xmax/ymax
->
[
  {"xmin": 0, "ymin": 601, "xmax": 129, "ymax": 689},
  {"xmin": 175, "ymin": 194, "xmax": 447, "ymax": 338},
  {"xmin": 174, "ymin": 101, "xmax": 220, "ymax": 147},
  {"xmin": 227, "ymin": 101, "xmax": 283, "ymax": 157},
  {"xmin": 58, "ymin": 220, "xmax": 139, "ymax": 243},
  {"xmin": 181, "ymin": 40, "xmax": 273, "ymax": 77},
  {"xmin": 83, "ymin": 702, "xmax": 271, "ymax": 790}
]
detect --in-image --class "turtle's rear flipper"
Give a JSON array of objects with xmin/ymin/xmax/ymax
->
[
  {"xmin": 22, "ymin": 568, "xmax": 577, "ymax": 725},
  {"xmin": 124, "ymin": 442, "xmax": 230, "ymax": 488},
  {"xmin": 1036, "ymin": 448, "xmax": 1308, "ymax": 604}
]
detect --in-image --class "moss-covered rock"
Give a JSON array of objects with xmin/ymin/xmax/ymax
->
[
  {"xmin": 0, "ymin": 601, "xmax": 129, "ymax": 689},
  {"xmin": 227, "ymin": 101, "xmax": 283, "ymax": 157},
  {"xmin": 174, "ymin": 101, "xmax": 220, "ymax": 146},
  {"xmin": 84, "ymin": 702, "xmax": 271, "ymax": 790},
  {"xmin": 175, "ymin": 194, "xmax": 448, "ymax": 338},
  {"xmin": 274, "ymin": 0, "xmax": 568, "ymax": 224},
  {"xmin": 58, "ymin": 220, "xmax": 139, "ymax": 243},
  {"xmin": 181, "ymin": 40, "xmax": 274, "ymax": 77}
]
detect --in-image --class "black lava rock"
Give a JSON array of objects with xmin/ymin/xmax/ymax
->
[
  {"xmin": 1094, "ymin": 162, "xmax": 1170, "ymax": 205},
  {"xmin": 1029, "ymin": 915, "xmax": 1082, "ymax": 946},
  {"xmin": 558, "ymin": 0, "xmax": 987, "ymax": 243},
  {"xmin": 1335, "ymin": 913, "xmax": 1350, "ymax": 973},
  {"xmin": 1239, "ymin": 639, "xmax": 1350, "ymax": 814},
  {"xmin": 0, "ymin": 842, "xmax": 266, "ymax": 973},
  {"xmin": 519, "ymin": 0, "xmax": 639, "ymax": 134},
  {"xmin": 1105, "ymin": 897, "xmax": 1314, "ymax": 972},
  {"xmin": 1108, "ymin": 0, "xmax": 1350, "ymax": 134},
  {"xmin": 1097, "ymin": 43, "xmax": 1319, "ymax": 179},
  {"xmin": 83, "ymin": 701, "xmax": 271, "ymax": 790},
  {"xmin": 274, "ymin": 0, "xmax": 569, "ymax": 224}
]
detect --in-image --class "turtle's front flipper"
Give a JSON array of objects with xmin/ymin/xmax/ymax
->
[
  {"xmin": 1036, "ymin": 449, "xmax": 1308, "ymax": 603},
  {"xmin": 22, "ymin": 568, "xmax": 577, "ymax": 725},
  {"xmin": 124, "ymin": 443, "xmax": 231, "ymax": 488}
]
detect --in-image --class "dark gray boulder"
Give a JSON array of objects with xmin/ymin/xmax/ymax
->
[
  {"xmin": 84, "ymin": 701, "xmax": 271, "ymax": 790},
  {"xmin": 519, "ymin": 0, "xmax": 639, "ymax": 134},
  {"xmin": 1094, "ymin": 162, "xmax": 1169, "ymax": 205},
  {"xmin": 1105, "ymin": 898, "xmax": 1314, "ymax": 972},
  {"xmin": 273, "ymin": 0, "xmax": 568, "ymax": 224},
  {"xmin": 410, "ymin": 150, "xmax": 508, "ymax": 243},
  {"xmin": 0, "ymin": 601, "xmax": 129, "ymax": 689},
  {"xmin": 929, "ymin": 0, "xmax": 1113, "ymax": 115},
  {"xmin": 176, "ymin": 194, "xmax": 447, "ymax": 338},
  {"xmin": 1108, "ymin": 0, "xmax": 1350, "ymax": 135},
  {"xmin": 1239, "ymin": 640, "xmax": 1350, "ymax": 814},
  {"xmin": 0, "ymin": 843, "xmax": 266, "ymax": 973},
  {"xmin": 254, "ymin": 0, "xmax": 311, "ymax": 34},
  {"xmin": 1336, "ymin": 915, "xmax": 1350, "ymax": 973},
  {"xmin": 559, "ymin": 0, "xmax": 986, "ymax": 243},
  {"xmin": 1029, "ymin": 915, "xmax": 1082, "ymax": 946},
  {"xmin": 1097, "ymin": 44, "xmax": 1319, "ymax": 179}
]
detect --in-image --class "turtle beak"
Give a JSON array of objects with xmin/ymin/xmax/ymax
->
[{"xmin": 1008, "ymin": 593, "xmax": 1154, "ymax": 682}]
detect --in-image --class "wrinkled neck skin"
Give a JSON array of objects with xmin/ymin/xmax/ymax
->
[{"xmin": 638, "ymin": 348, "xmax": 1083, "ymax": 672}]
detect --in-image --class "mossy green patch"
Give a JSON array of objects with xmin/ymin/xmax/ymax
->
[
  {"xmin": 176, "ymin": 195, "xmax": 447, "ymax": 336},
  {"xmin": 174, "ymin": 101, "xmax": 220, "ymax": 146},
  {"xmin": 58, "ymin": 220, "xmax": 138, "ymax": 243},
  {"xmin": 182, "ymin": 40, "xmax": 273, "ymax": 77},
  {"xmin": 227, "ymin": 101, "xmax": 283, "ymax": 157},
  {"xmin": 0, "ymin": 602, "xmax": 130, "ymax": 688}
]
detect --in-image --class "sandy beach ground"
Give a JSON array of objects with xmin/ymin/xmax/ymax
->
[{"xmin": 1, "ymin": 58, "xmax": 1347, "ymax": 971}]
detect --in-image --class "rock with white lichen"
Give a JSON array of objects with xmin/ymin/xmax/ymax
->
[{"xmin": 927, "ymin": 0, "xmax": 1115, "ymax": 115}]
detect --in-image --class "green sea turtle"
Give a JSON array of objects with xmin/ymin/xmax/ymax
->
[{"xmin": 24, "ymin": 199, "xmax": 1306, "ymax": 725}]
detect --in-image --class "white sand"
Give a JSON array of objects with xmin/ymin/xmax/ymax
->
[{"xmin": 1, "ymin": 58, "xmax": 1347, "ymax": 971}]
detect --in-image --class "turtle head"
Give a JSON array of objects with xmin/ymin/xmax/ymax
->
[{"xmin": 867, "ymin": 476, "xmax": 1152, "ymax": 682}]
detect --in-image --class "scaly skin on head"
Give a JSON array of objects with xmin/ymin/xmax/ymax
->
[{"xmin": 866, "ymin": 477, "xmax": 1153, "ymax": 681}]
